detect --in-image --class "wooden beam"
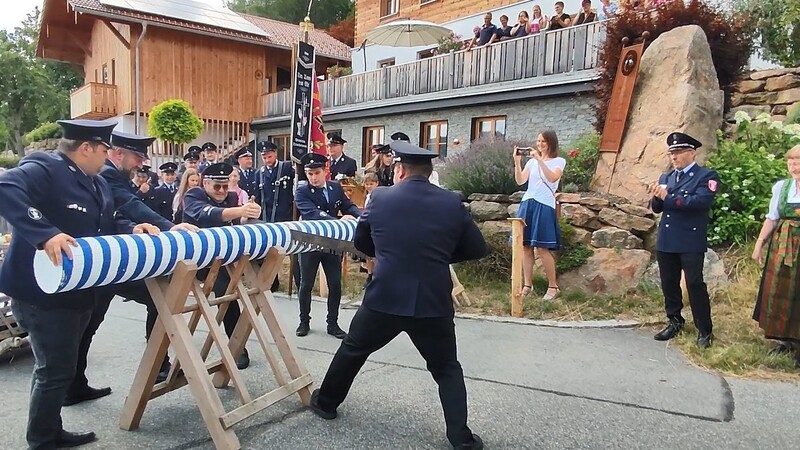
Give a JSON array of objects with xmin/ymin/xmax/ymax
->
[
  {"xmin": 67, "ymin": 33, "xmax": 92, "ymax": 58},
  {"xmin": 102, "ymin": 20, "xmax": 131, "ymax": 50},
  {"xmin": 40, "ymin": 47, "xmax": 85, "ymax": 64},
  {"xmin": 220, "ymin": 374, "xmax": 314, "ymax": 429},
  {"xmin": 45, "ymin": 24, "xmax": 92, "ymax": 40}
]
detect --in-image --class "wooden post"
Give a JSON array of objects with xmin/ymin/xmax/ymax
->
[{"xmin": 509, "ymin": 218, "xmax": 525, "ymax": 318}]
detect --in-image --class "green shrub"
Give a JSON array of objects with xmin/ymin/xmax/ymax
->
[
  {"xmin": 0, "ymin": 155, "xmax": 21, "ymax": 169},
  {"xmin": 24, "ymin": 122, "xmax": 61, "ymax": 144},
  {"xmin": 148, "ymin": 99, "xmax": 204, "ymax": 145},
  {"xmin": 556, "ymin": 217, "xmax": 593, "ymax": 274},
  {"xmin": 787, "ymin": 103, "xmax": 800, "ymax": 125},
  {"xmin": 707, "ymin": 112, "xmax": 800, "ymax": 245},
  {"xmin": 560, "ymin": 132, "xmax": 600, "ymax": 193},
  {"xmin": 441, "ymin": 138, "xmax": 526, "ymax": 196}
]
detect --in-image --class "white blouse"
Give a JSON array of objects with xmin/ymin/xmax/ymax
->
[{"xmin": 766, "ymin": 179, "xmax": 800, "ymax": 220}]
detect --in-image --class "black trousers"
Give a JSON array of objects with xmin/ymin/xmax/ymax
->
[
  {"xmin": 656, "ymin": 251, "xmax": 713, "ymax": 335},
  {"xmin": 271, "ymin": 254, "xmax": 301, "ymax": 292},
  {"xmin": 12, "ymin": 299, "xmax": 93, "ymax": 450},
  {"xmin": 298, "ymin": 251, "xmax": 342, "ymax": 325},
  {"xmin": 317, "ymin": 307, "xmax": 473, "ymax": 447},
  {"xmin": 69, "ymin": 271, "xmax": 241, "ymax": 393}
]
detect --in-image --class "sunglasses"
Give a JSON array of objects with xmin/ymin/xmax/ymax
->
[{"xmin": 211, "ymin": 183, "xmax": 229, "ymax": 192}]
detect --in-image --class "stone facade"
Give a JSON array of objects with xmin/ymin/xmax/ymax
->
[
  {"xmin": 254, "ymin": 93, "xmax": 597, "ymax": 166},
  {"xmin": 729, "ymin": 67, "xmax": 800, "ymax": 123}
]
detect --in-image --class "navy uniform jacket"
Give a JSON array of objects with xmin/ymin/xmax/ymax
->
[
  {"xmin": 0, "ymin": 152, "xmax": 134, "ymax": 308},
  {"xmin": 651, "ymin": 163, "xmax": 719, "ymax": 254},
  {"xmin": 182, "ymin": 187, "xmax": 240, "ymax": 228},
  {"xmin": 329, "ymin": 154, "xmax": 357, "ymax": 179},
  {"xmin": 355, "ymin": 176, "xmax": 487, "ymax": 318},
  {"xmin": 99, "ymin": 160, "xmax": 174, "ymax": 231},
  {"xmin": 238, "ymin": 167, "xmax": 259, "ymax": 199},
  {"xmin": 295, "ymin": 181, "xmax": 360, "ymax": 221},
  {"xmin": 152, "ymin": 184, "xmax": 177, "ymax": 222},
  {"xmin": 258, "ymin": 162, "xmax": 295, "ymax": 222}
]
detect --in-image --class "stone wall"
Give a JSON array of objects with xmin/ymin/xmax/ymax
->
[
  {"xmin": 729, "ymin": 67, "xmax": 800, "ymax": 122},
  {"xmin": 24, "ymin": 139, "xmax": 59, "ymax": 153}
]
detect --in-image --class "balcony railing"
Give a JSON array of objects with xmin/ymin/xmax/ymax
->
[
  {"xmin": 70, "ymin": 82, "xmax": 117, "ymax": 119},
  {"xmin": 262, "ymin": 21, "xmax": 605, "ymax": 117}
]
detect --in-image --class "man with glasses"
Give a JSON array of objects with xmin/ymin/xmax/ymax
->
[
  {"xmin": 183, "ymin": 162, "xmax": 262, "ymax": 369},
  {"xmin": 178, "ymin": 146, "xmax": 201, "ymax": 181}
]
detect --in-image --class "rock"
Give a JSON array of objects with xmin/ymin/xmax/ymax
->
[
  {"xmin": 579, "ymin": 196, "xmax": 610, "ymax": 211},
  {"xmin": 556, "ymin": 193, "xmax": 581, "ymax": 203},
  {"xmin": 507, "ymin": 203, "xmax": 520, "ymax": 217},
  {"xmin": 559, "ymin": 249, "xmax": 652, "ymax": 295},
  {"xmin": 469, "ymin": 200, "xmax": 508, "ymax": 221},
  {"xmin": 598, "ymin": 208, "xmax": 656, "ymax": 233},
  {"xmin": 772, "ymin": 115, "xmax": 787, "ymax": 123},
  {"xmin": 572, "ymin": 227, "xmax": 592, "ymax": 245},
  {"xmin": 776, "ymin": 88, "xmax": 800, "ymax": 105},
  {"xmin": 734, "ymin": 79, "xmax": 765, "ymax": 94},
  {"xmin": 765, "ymin": 74, "xmax": 800, "ymax": 92},
  {"xmin": 750, "ymin": 67, "xmax": 800, "ymax": 80},
  {"xmin": 592, "ymin": 26, "xmax": 723, "ymax": 205},
  {"xmin": 643, "ymin": 228, "xmax": 658, "ymax": 253},
  {"xmin": 479, "ymin": 220, "xmax": 512, "ymax": 240},
  {"xmin": 561, "ymin": 204, "xmax": 598, "ymax": 227},
  {"xmin": 727, "ymin": 105, "xmax": 772, "ymax": 119},
  {"xmin": 616, "ymin": 203, "xmax": 655, "ymax": 218},
  {"xmin": 730, "ymin": 92, "xmax": 745, "ymax": 107},
  {"xmin": 642, "ymin": 249, "xmax": 730, "ymax": 298},
  {"xmin": 590, "ymin": 227, "xmax": 643, "ymax": 249},
  {"xmin": 742, "ymin": 91, "xmax": 778, "ymax": 105},
  {"xmin": 468, "ymin": 193, "xmax": 511, "ymax": 203},
  {"xmin": 509, "ymin": 191, "xmax": 525, "ymax": 203},
  {"xmin": 772, "ymin": 104, "xmax": 788, "ymax": 115}
]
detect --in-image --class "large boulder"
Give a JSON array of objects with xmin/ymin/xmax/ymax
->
[
  {"xmin": 643, "ymin": 248, "xmax": 730, "ymax": 298},
  {"xmin": 561, "ymin": 204, "xmax": 600, "ymax": 228},
  {"xmin": 592, "ymin": 25, "xmax": 724, "ymax": 205},
  {"xmin": 479, "ymin": 220, "xmax": 512, "ymax": 240},
  {"xmin": 598, "ymin": 208, "xmax": 656, "ymax": 234},
  {"xmin": 591, "ymin": 226, "xmax": 643, "ymax": 249},
  {"xmin": 509, "ymin": 191, "xmax": 526, "ymax": 203},
  {"xmin": 469, "ymin": 201, "xmax": 508, "ymax": 221},
  {"xmin": 559, "ymin": 249, "xmax": 652, "ymax": 295},
  {"xmin": 468, "ymin": 193, "xmax": 511, "ymax": 203}
]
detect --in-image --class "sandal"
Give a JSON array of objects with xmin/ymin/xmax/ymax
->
[
  {"xmin": 520, "ymin": 285, "xmax": 532, "ymax": 297},
  {"xmin": 542, "ymin": 286, "xmax": 560, "ymax": 301}
]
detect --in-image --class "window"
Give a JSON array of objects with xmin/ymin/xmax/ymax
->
[
  {"xmin": 362, "ymin": 126, "xmax": 385, "ymax": 166},
  {"xmin": 101, "ymin": 64, "xmax": 109, "ymax": 84},
  {"xmin": 417, "ymin": 49, "xmax": 435, "ymax": 60},
  {"xmin": 268, "ymin": 134, "xmax": 291, "ymax": 161},
  {"xmin": 381, "ymin": 0, "xmax": 399, "ymax": 17},
  {"xmin": 420, "ymin": 121, "xmax": 448, "ymax": 156},
  {"xmin": 472, "ymin": 116, "xmax": 507, "ymax": 141},
  {"xmin": 377, "ymin": 58, "xmax": 395, "ymax": 69}
]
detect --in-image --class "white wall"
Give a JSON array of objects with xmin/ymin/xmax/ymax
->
[{"xmin": 351, "ymin": 0, "xmax": 588, "ymax": 73}]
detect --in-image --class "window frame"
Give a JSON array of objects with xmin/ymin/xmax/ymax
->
[
  {"xmin": 362, "ymin": 126, "xmax": 385, "ymax": 166},
  {"xmin": 377, "ymin": 58, "xmax": 396, "ymax": 69},
  {"xmin": 420, "ymin": 120, "xmax": 449, "ymax": 157},
  {"xmin": 380, "ymin": 0, "xmax": 400, "ymax": 19},
  {"xmin": 471, "ymin": 115, "xmax": 507, "ymax": 141}
]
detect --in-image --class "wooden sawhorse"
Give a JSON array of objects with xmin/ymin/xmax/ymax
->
[{"xmin": 118, "ymin": 249, "xmax": 312, "ymax": 450}]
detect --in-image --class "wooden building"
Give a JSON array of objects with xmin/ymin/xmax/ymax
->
[{"xmin": 37, "ymin": 0, "xmax": 351, "ymax": 160}]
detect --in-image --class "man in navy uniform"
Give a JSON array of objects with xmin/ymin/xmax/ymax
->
[
  {"xmin": 0, "ymin": 119, "xmax": 157, "ymax": 449},
  {"xmin": 66, "ymin": 132, "xmax": 199, "ymax": 404},
  {"xmin": 647, "ymin": 132, "xmax": 719, "ymax": 349},
  {"xmin": 309, "ymin": 141, "xmax": 487, "ymax": 450},
  {"xmin": 178, "ymin": 146, "xmax": 201, "ymax": 180},
  {"xmin": 198, "ymin": 141, "xmax": 220, "ymax": 173},
  {"xmin": 236, "ymin": 147, "xmax": 259, "ymax": 199},
  {"xmin": 295, "ymin": 153, "xmax": 360, "ymax": 339},
  {"xmin": 183, "ymin": 162, "xmax": 262, "ymax": 369},
  {"xmin": 153, "ymin": 162, "xmax": 179, "ymax": 221},
  {"xmin": 327, "ymin": 133, "xmax": 357, "ymax": 180}
]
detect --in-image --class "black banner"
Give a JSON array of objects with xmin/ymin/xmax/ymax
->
[{"xmin": 290, "ymin": 41, "xmax": 316, "ymax": 162}]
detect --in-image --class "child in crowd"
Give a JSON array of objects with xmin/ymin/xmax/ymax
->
[{"xmin": 362, "ymin": 171, "xmax": 380, "ymax": 286}]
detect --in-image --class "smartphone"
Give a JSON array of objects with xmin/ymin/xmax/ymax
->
[{"xmin": 516, "ymin": 147, "xmax": 533, "ymax": 156}]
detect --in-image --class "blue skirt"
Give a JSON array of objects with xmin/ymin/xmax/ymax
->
[{"xmin": 517, "ymin": 198, "xmax": 561, "ymax": 250}]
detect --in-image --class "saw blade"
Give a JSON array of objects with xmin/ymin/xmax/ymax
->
[{"xmin": 289, "ymin": 229, "xmax": 367, "ymax": 259}]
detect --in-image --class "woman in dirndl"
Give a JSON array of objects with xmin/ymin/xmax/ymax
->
[
  {"xmin": 752, "ymin": 144, "xmax": 800, "ymax": 368},
  {"xmin": 514, "ymin": 130, "xmax": 566, "ymax": 300}
]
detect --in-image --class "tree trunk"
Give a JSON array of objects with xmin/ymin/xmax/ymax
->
[{"xmin": 9, "ymin": 111, "xmax": 25, "ymax": 158}]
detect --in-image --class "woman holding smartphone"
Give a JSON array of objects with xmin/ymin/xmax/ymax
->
[{"xmin": 513, "ymin": 130, "xmax": 566, "ymax": 300}]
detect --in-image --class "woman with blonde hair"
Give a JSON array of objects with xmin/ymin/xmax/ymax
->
[
  {"xmin": 752, "ymin": 144, "xmax": 800, "ymax": 368},
  {"xmin": 531, "ymin": 4, "xmax": 548, "ymax": 32},
  {"xmin": 173, "ymin": 168, "xmax": 200, "ymax": 224},
  {"xmin": 228, "ymin": 169, "xmax": 248, "ymax": 206},
  {"xmin": 364, "ymin": 145, "xmax": 395, "ymax": 187}
]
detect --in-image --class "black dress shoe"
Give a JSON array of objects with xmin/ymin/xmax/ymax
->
[
  {"xmin": 63, "ymin": 386, "xmax": 112, "ymax": 406},
  {"xmin": 455, "ymin": 434, "xmax": 484, "ymax": 449},
  {"xmin": 296, "ymin": 322, "xmax": 310, "ymax": 337},
  {"xmin": 697, "ymin": 333, "xmax": 714, "ymax": 349},
  {"xmin": 237, "ymin": 348, "xmax": 250, "ymax": 370},
  {"xmin": 56, "ymin": 430, "xmax": 96, "ymax": 448},
  {"xmin": 654, "ymin": 321, "xmax": 684, "ymax": 341},
  {"xmin": 309, "ymin": 389, "xmax": 337, "ymax": 420},
  {"xmin": 769, "ymin": 342, "xmax": 792, "ymax": 356},
  {"xmin": 327, "ymin": 324, "xmax": 347, "ymax": 339},
  {"xmin": 155, "ymin": 356, "xmax": 171, "ymax": 384}
]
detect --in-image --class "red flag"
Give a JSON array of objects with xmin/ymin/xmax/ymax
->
[{"xmin": 309, "ymin": 74, "xmax": 329, "ymax": 179}]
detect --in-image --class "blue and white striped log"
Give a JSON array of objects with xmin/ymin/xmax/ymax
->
[{"xmin": 33, "ymin": 220, "xmax": 358, "ymax": 294}]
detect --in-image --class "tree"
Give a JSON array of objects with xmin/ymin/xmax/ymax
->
[
  {"xmin": 226, "ymin": 0, "xmax": 354, "ymax": 30},
  {"xmin": 736, "ymin": 0, "xmax": 800, "ymax": 66},
  {"xmin": 0, "ymin": 7, "xmax": 81, "ymax": 157},
  {"xmin": 326, "ymin": 17, "xmax": 355, "ymax": 48},
  {"xmin": 148, "ymin": 99, "xmax": 204, "ymax": 155}
]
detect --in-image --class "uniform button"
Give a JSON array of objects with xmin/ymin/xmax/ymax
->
[
  {"xmin": 665, "ymin": 224, "xmax": 670, "ymax": 228},
  {"xmin": 666, "ymin": 214, "xmax": 670, "ymax": 218},
  {"xmin": 693, "ymin": 227, "xmax": 697, "ymax": 231}
]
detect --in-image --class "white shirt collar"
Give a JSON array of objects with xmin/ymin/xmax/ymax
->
[{"xmin": 679, "ymin": 162, "xmax": 696, "ymax": 173}]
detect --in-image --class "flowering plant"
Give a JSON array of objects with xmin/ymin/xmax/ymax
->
[
  {"xmin": 326, "ymin": 64, "xmax": 353, "ymax": 79},
  {"xmin": 706, "ymin": 113, "xmax": 800, "ymax": 244},
  {"xmin": 560, "ymin": 133, "xmax": 600, "ymax": 193},
  {"xmin": 434, "ymin": 31, "xmax": 466, "ymax": 55}
]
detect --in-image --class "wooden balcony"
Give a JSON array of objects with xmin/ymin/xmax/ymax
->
[
  {"xmin": 261, "ymin": 21, "xmax": 605, "ymax": 117},
  {"xmin": 70, "ymin": 82, "xmax": 117, "ymax": 119}
]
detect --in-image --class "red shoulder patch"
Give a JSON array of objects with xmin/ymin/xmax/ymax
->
[{"xmin": 708, "ymin": 180, "xmax": 718, "ymax": 192}]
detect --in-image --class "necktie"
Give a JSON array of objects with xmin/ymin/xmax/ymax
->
[
  {"xmin": 676, "ymin": 170, "xmax": 683, "ymax": 182},
  {"xmin": 323, "ymin": 186, "xmax": 330, "ymax": 203}
]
